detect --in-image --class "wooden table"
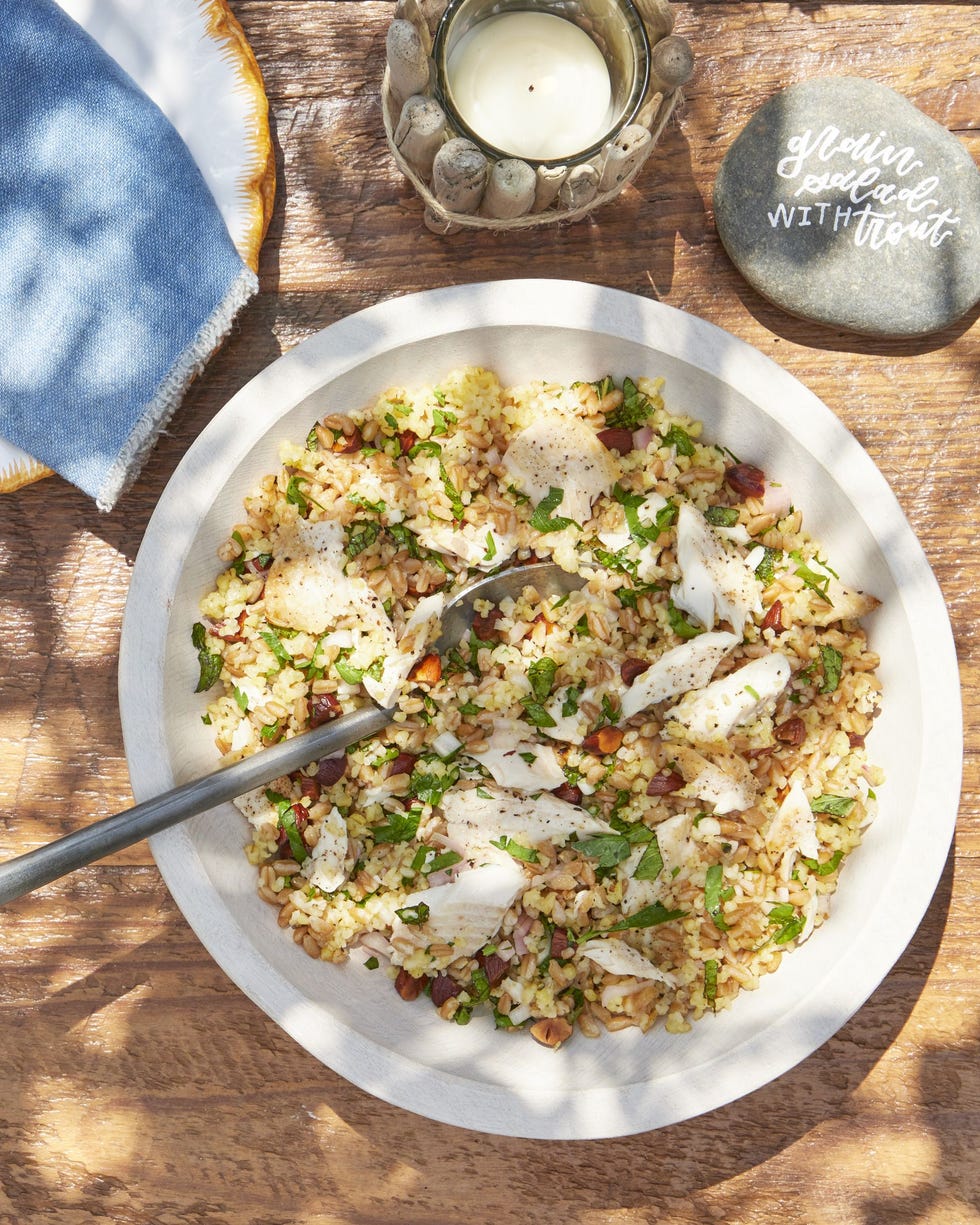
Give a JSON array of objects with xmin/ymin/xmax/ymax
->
[{"xmin": 2, "ymin": 3, "xmax": 977, "ymax": 1221}]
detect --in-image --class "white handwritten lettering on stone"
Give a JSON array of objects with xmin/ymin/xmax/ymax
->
[{"xmin": 770, "ymin": 124, "xmax": 960, "ymax": 249}]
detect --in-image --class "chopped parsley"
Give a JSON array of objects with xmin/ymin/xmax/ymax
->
[
  {"xmin": 421, "ymin": 848, "xmax": 463, "ymax": 875},
  {"xmin": 334, "ymin": 654, "xmax": 384, "ymax": 686},
  {"xmin": 560, "ymin": 683, "xmax": 583, "ymax": 717},
  {"xmin": 520, "ymin": 696, "xmax": 557, "ymax": 729},
  {"xmin": 260, "ymin": 720, "xmax": 281, "ymax": 744},
  {"xmin": 408, "ymin": 757, "xmax": 460, "ymax": 806},
  {"xmin": 395, "ymin": 902, "xmax": 430, "ymax": 926},
  {"xmin": 408, "ymin": 439, "xmax": 442, "ymax": 460},
  {"xmin": 592, "ymin": 543, "xmax": 638, "ymax": 579},
  {"xmin": 615, "ymin": 582, "xmax": 660, "ymax": 609},
  {"xmin": 387, "ymin": 522, "xmax": 421, "ymax": 558},
  {"xmin": 592, "ymin": 375, "xmax": 616, "ymax": 400},
  {"xmin": 573, "ymin": 615, "xmax": 592, "ymax": 639},
  {"xmin": 438, "ymin": 461, "xmax": 466, "ymax": 520},
  {"xmin": 705, "ymin": 505, "xmax": 740, "ymax": 527}
]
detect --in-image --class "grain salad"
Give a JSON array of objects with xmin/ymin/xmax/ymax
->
[{"xmin": 192, "ymin": 367, "xmax": 884, "ymax": 1047}]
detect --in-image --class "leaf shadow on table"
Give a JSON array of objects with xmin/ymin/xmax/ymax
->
[
  {"xmin": 0, "ymin": 844, "xmax": 961, "ymax": 1225},
  {"xmin": 307, "ymin": 851, "xmax": 971, "ymax": 1225}
]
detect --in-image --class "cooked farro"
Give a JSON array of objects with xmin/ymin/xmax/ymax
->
[{"xmin": 193, "ymin": 368, "xmax": 884, "ymax": 1046}]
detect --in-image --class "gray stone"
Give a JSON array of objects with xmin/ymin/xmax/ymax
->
[{"xmin": 713, "ymin": 76, "xmax": 980, "ymax": 337}]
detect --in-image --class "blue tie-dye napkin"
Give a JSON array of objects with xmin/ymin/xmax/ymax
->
[{"xmin": 0, "ymin": 0, "xmax": 259, "ymax": 509}]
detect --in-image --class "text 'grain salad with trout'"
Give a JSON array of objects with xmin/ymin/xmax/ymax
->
[{"xmin": 192, "ymin": 367, "xmax": 884, "ymax": 1048}]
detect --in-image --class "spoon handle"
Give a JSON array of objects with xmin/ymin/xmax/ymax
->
[{"xmin": 0, "ymin": 703, "xmax": 393, "ymax": 906}]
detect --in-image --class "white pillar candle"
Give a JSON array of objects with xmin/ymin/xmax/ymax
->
[{"xmin": 445, "ymin": 11, "xmax": 615, "ymax": 162}]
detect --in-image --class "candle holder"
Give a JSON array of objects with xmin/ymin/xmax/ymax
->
[{"xmin": 383, "ymin": 0, "xmax": 693, "ymax": 232}]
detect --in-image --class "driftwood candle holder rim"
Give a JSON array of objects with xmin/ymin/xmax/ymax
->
[{"xmin": 383, "ymin": 0, "xmax": 693, "ymax": 233}]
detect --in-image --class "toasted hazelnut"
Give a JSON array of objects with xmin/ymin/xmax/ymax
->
[
  {"xmin": 529, "ymin": 1016, "xmax": 574, "ymax": 1049},
  {"xmin": 394, "ymin": 968, "xmax": 423, "ymax": 1001},
  {"xmin": 582, "ymin": 726, "xmax": 624, "ymax": 755},
  {"xmin": 408, "ymin": 653, "xmax": 442, "ymax": 685}
]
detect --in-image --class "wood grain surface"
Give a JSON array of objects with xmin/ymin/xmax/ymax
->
[{"xmin": 1, "ymin": 3, "xmax": 978, "ymax": 1222}]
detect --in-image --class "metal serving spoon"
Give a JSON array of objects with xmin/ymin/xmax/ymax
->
[{"xmin": 0, "ymin": 562, "xmax": 584, "ymax": 905}]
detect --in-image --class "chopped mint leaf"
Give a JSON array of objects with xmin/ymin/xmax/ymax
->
[
  {"xmin": 605, "ymin": 377, "xmax": 654, "ymax": 430},
  {"xmin": 755, "ymin": 546, "xmax": 781, "ymax": 585},
  {"xmin": 667, "ymin": 600, "xmax": 703, "ymax": 640},
  {"xmin": 371, "ymin": 809, "xmax": 421, "ymax": 844},
  {"xmin": 520, "ymin": 696, "xmax": 557, "ymax": 728},
  {"xmin": 432, "ymin": 407, "xmax": 457, "ymax": 435},
  {"xmin": 347, "ymin": 492, "xmax": 386, "ymax": 514},
  {"xmin": 705, "ymin": 862, "xmax": 732, "ymax": 931},
  {"xmin": 661, "ymin": 423, "xmax": 696, "ymax": 457},
  {"xmin": 191, "ymin": 621, "xmax": 222, "ymax": 692},
  {"xmin": 345, "ymin": 519, "xmax": 382, "ymax": 559},
  {"xmin": 530, "ymin": 487, "xmax": 577, "ymax": 534},
  {"xmin": 260, "ymin": 627, "xmax": 293, "ymax": 670},
  {"xmin": 802, "ymin": 848, "xmax": 845, "ymax": 876},
  {"xmin": 578, "ymin": 901, "xmax": 685, "ymax": 941},
  {"xmin": 633, "ymin": 836, "xmax": 664, "ymax": 881},
  {"xmin": 527, "ymin": 656, "xmax": 558, "ymax": 701},
  {"xmin": 704, "ymin": 959, "xmax": 719, "ymax": 1007},
  {"xmin": 490, "ymin": 835, "xmax": 539, "ymax": 864},
  {"xmin": 819, "ymin": 644, "xmax": 843, "ymax": 694},
  {"xmin": 791, "ymin": 551, "xmax": 833, "ymax": 603},
  {"xmin": 575, "ymin": 834, "xmax": 631, "ymax": 869},
  {"xmin": 767, "ymin": 902, "xmax": 805, "ymax": 944},
  {"xmin": 810, "ymin": 794, "xmax": 855, "ymax": 817}
]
